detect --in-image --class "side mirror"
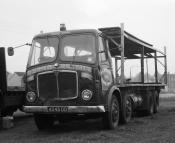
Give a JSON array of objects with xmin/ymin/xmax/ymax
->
[{"xmin": 7, "ymin": 47, "xmax": 14, "ymax": 56}]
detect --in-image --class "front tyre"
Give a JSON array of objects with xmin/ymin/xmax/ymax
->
[
  {"xmin": 34, "ymin": 114, "xmax": 54, "ymax": 130},
  {"xmin": 102, "ymin": 95, "xmax": 119, "ymax": 129}
]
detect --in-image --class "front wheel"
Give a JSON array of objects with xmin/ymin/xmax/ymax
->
[
  {"xmin": 34, "ymin": 114, "xmax": 54, "ymax": 130},
  {"xmin": 102, "ymin": 95, "xmax": 120, "ymax": 129}
]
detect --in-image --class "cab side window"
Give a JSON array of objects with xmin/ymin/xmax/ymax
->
[{"xmin": 98, "ymin": 37, "xmax": 107, "ymax": 62}]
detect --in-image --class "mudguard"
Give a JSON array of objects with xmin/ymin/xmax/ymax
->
[{"xmin": 105, "ymin": 85, "xmax": 121, "ymax": 111}]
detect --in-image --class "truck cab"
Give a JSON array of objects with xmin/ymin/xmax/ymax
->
[{"xmin": 23, "ymin": 27, "xmax": 120, "ymax": 130}]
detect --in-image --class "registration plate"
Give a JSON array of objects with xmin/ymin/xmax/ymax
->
[{"xmin": 47, "ymin": 106, "xmax": 68, "ymax": 112}]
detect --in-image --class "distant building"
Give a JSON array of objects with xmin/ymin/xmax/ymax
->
[
  {"xmin": 7, "ymin": 72, "xmax": 25, "ymax": 87},
  {"xmin": 167, "ymin": 74, "xmax": 175, "ymax": 92}
]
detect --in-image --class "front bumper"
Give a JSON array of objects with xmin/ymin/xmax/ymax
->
[{"xmin": 23, "ymin": 106, "xmax": 105, "ymax": 113}]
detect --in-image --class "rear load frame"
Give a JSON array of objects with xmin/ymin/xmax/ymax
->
[
  {"xmin": 99, "ymin": 24, "xmax": 167, "ymax": 86},
  {"xmin": 99, "ymin": 23, "xmax": 167, "ymax": 113}
]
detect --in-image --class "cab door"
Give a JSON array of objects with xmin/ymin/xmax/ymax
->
[{"xmin": 98, "ymin": 36, "xmax": 113, "ymax": 92}]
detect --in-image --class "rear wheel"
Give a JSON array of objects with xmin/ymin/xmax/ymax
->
[
  {"xmin": 121, "ymin": 95, "xmax": 132, "ymax": 123},
  {"xmin": 147, "ymin": 96, "xmax": 154, "ymax": 115},
  {"xmin": 154, "ymin": 91, "xmax": 159, "ymax": 113},
  {"xmin": 102, "ymin": 95, "xmax": 119, "ymax": 129},
  {"xmin": 34, "ymin": 114, "xmax": 54, "ymax": 130}
]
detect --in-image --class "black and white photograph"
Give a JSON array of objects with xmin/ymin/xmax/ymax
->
[{"xmin": 0, "ymin": 0, "xmax": 175, "ymax": 143}]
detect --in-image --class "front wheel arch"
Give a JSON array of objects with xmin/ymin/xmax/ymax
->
[{"xmin": 106, "ymin": 86, "xmax": 121, "ymax": 112}]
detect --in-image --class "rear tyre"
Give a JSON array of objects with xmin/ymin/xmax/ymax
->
[
  {"xmin": 154, "ymin": 91, "xmax": 159, "ymax": 113},
  {"xmin": 0, "ymin": 109, "xmax": 2, "ymax": 117},
  {"xmin": 147, "ymin": 96, "xmax": 154, "ymax": 116},
  {"xmin": 102, "ymin": 95, "xmax": 119, "ymax": 130},
  {"xmin": 34, "ymin": 114, "xmax": 54, "ymax": 130},
  {"xmin": 121, "ymin": 95, "xmax": 132, "ymax": 123}
]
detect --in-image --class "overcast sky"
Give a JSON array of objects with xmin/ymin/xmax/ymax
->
[{"xmin": 0, "ymin": 0, "xmax": 175, "ymax": 73}]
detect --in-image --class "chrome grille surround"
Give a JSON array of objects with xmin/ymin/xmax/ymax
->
[{"xmin": 37, "ymin": 70, "xmax": 78, "ymax": 101}]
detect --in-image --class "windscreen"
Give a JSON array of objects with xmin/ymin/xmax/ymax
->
[
  {"xmin": 60, "ymin": 34, "xmax": 96, "ymax": 64},
  {"xmin": 28, "ymin": 36, "xmax": 59, "ymax": 66}
]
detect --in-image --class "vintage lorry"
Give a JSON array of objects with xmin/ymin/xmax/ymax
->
[
  {"xmin": 8, "ymin": 24, "xmax": 167, "ymax": 130},
  {"xmin": 0, "ymin": 47, "xmax": 25, "ymax": 117}
]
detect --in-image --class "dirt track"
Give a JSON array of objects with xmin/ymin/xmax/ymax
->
[{"xmin": 0, "ymin": 95, "xmax": 175, "ymax": 143}]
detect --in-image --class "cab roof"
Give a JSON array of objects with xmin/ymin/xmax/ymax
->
[
  {"xmin": 33, "ymin": 27, "xmax": 165, "ymax": 59},
  {"xmin": 33, "ymin": 29, "xmax": 99, "ymax": 39}
]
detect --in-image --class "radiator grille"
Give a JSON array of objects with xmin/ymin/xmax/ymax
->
[
  {"xmin": 58, "ymin": 72, "xmax": 77, "ymax": 99},
  {"xmin": 38, "ymin": 72, "xmax": 57, "ymax": 99},
  {"xmin": 37, "ymin": 71, "xmax": 77, "ymax": 100}
]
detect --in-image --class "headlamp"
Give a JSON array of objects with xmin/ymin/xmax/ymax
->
[
  {"xmin": 81, "ymin": 89, "xmax": 93, "ymax": 101},
  {"xmin": 26, "ymin": 91, "xmax": 36, "ymax": 102}
]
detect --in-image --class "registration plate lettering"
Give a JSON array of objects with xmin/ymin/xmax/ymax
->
[{"xmin": 47, "ymin": 106, "xmax": 68, "ymax": 112}]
